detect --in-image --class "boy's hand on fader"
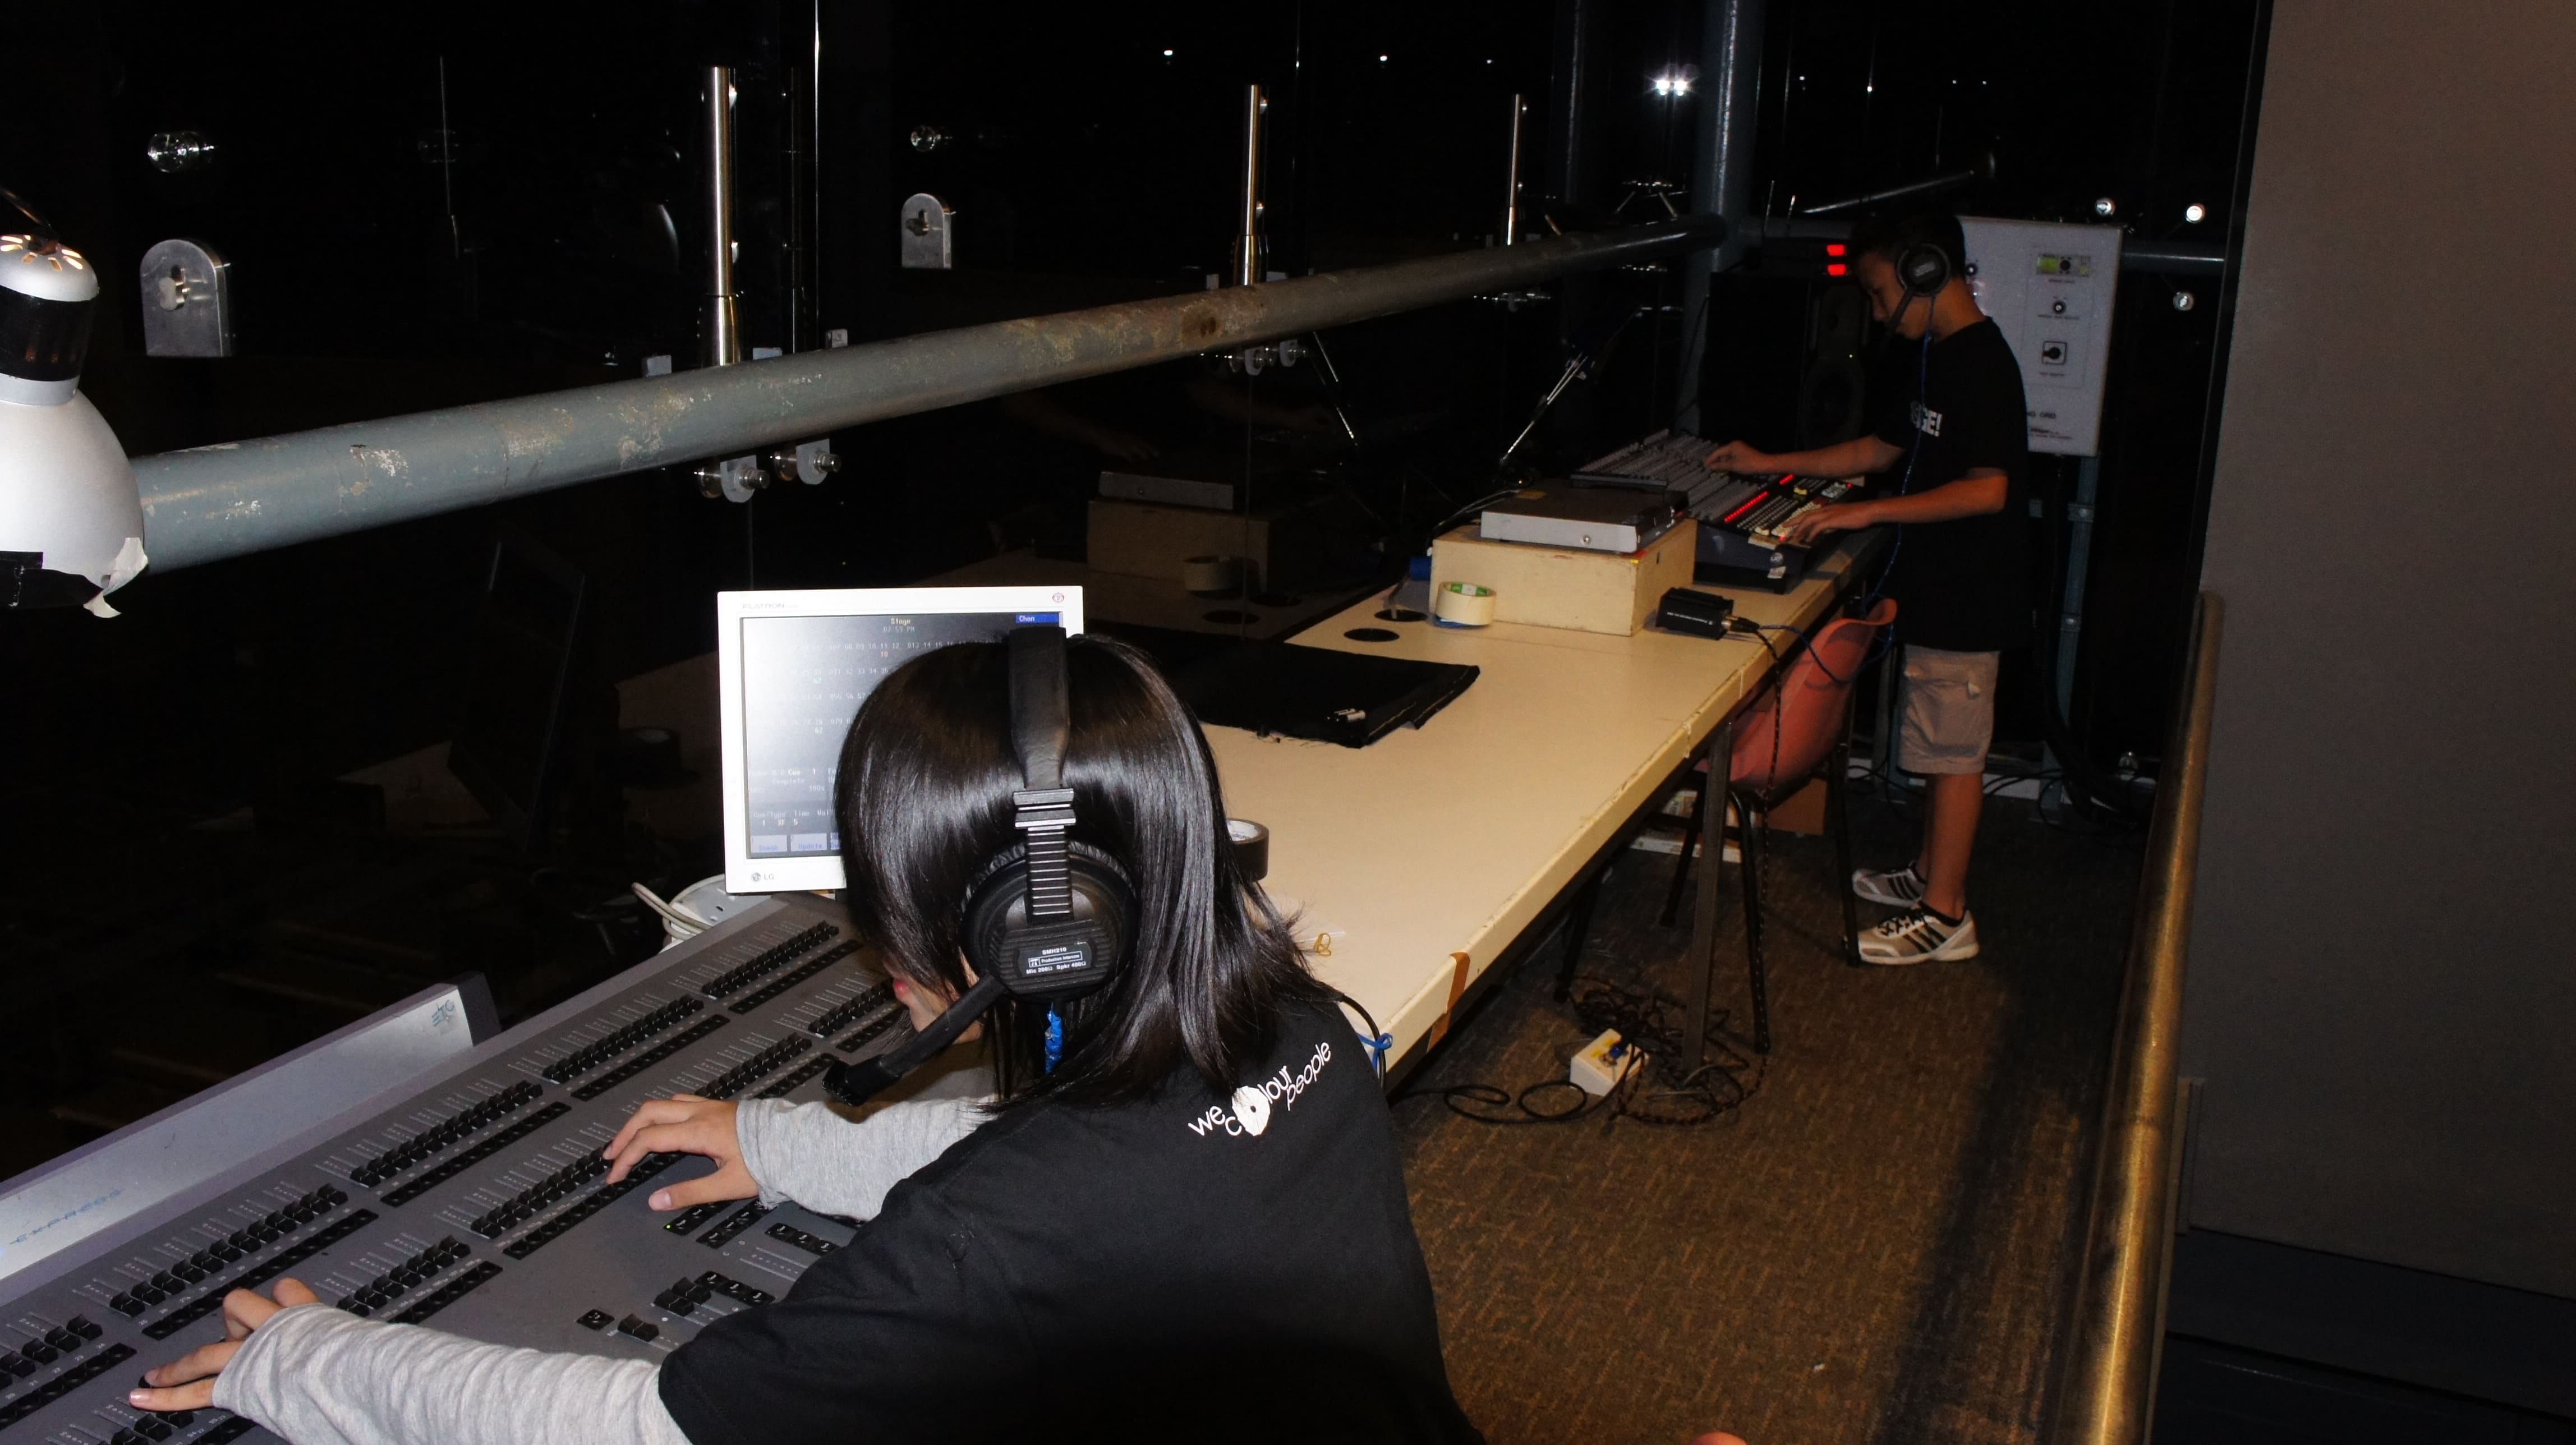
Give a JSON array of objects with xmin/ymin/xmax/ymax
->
[
  {"xmin": 132, "ymin": 1277, "xmax": 320, "ymax": 1412},
  {"xmin": 1703, "ymin": 439, "xmax": 1774, "ymax": 473},
  {"xmin": 604, "ymin": 1094, "xmax": 758, "ymax": 1212}
]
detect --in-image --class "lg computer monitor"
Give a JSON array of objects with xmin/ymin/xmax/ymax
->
[{"xmin": 717, "ymin": 585, "xmax": 1085, "ymax": 894}]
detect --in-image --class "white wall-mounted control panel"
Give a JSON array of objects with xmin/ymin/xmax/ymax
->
[{"xmin": 1959, "ymin": 218, "xmax": 2123, "ymax": 456}]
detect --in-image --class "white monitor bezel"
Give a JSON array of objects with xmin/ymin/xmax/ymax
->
[{"xmin": 716, "ymin": 585, "xmax": 1086, "ymax": 895}]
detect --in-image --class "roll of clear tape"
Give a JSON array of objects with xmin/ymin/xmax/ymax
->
[
  {"xmin": 1434, "ymin": 580, "xmax": 1496, "ymax": 626},
  {"xmin": 1181, "ymin": 555, "xmax": 1242, "ymax": 595},
  {"xmin": 1227, "ymin": 818, "xmax": 1270, "ymax": 882}
]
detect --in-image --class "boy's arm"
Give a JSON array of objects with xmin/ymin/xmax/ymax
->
[
  {"xmin": 1704, "ymin": 435, "xmax": 1906, "ymax": 478},
  {"xmin": 1779, "ymin": 468, "xmax": 2007, "ymax": 545},
  {"xmin": 734, "ymin": 1094, "xmax": 988, "ymax": 1221}
]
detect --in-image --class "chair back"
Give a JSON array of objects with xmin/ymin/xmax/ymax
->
[{"xmin": 1728, "ymin": 598, "xmax": 1897, "ymax": 797}]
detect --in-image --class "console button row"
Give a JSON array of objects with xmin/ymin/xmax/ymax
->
[
  {"xmin": 141, "ymin": 1211, "xmax": 379, "ymax": 1341},
  {"xmin": 109, "ymin": 1410, "xmax": 191, "ymax": 1444},
  {"xmin": 661, "ymin": 1200, "xmax": 729, "ymax": 1236},
  {"xmin": 569, "ymin": 1018, "xmax": 732, "ymax": 1102},
  {"xmin": 699, "ymin": 922, "xmax": 839, "ymax": 1001},
  {"xmin": 389, "ymin": 1261, "xmax": 503, "ymax": 1325},
  {"xmin": 0, "ymin": 1342, "xmax": 131, "ymax": 1429},
  {"xmin": 381, "ymin": 1103, "xmax": 572, "ymax": 1207},
  {"xmin": 729, "ymin": 940, "xmax": 862, "ymax": 1014},
  {"xmin": 112, "ymin": 1187, "xmax": 349, "ymax": 1319},
  {"xmin": 541, "ymin": 998, "xmax": 707, "ymax": 1085},
  {"xmin": 470, "ymin": 1155, "xmax": 610, "ymax": 1239},
  {"xmin": 335, "ymin": 1237, "xmax": 472, "ymax": 1315},
  {"xmin": 0, "ymin": 1317, "xmax": 99, "ymax": 1383},
  {"xmin": 694, "ymin": 1270, "xmax": 775, "ymax": 1306},
  {"xmin": 349, "ymin": 1082, "xmax": 544, "ymax": 1188},
  {"xmin": 651, "ymin": 1277, "xmax": 711, "ymax": 1315},
  {"xmin": 807, "ymin": 981, "xmax": 896, "ymax": 1039},
  {"xmin": 751, "ymin": 1056, "xmax": 835, "ymax": 1101},
  {"xmin": 697, "ymin": 1037, "xmax": 814, "ymax": 1102},
  {"xmin": 834, "ymin": 1009, "xmax": 907, "ymax": 1055},
  {"xmin": 696, "ymin": 1202, "xmax": 770, "ymax": 1249},
  {"xmin": 766, "ymin": 1223, "xmax": 839, "ymax": 1258},
  {"xmin": 499, "ymin": 1154, "xmax": 683, "ymax": 1260}
]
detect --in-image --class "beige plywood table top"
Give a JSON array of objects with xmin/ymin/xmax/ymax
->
[{"xmin": 1213, "ymin": 538, "xmax": 1874, "ymax": 1060}]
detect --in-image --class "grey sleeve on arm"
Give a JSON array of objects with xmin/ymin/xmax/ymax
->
[
  {"xmin": 733, "ymin": 1094, "xmax": 986, "ymax": 1219},
  {"xmin": 214, "ymin": 1305, "xmax": 692, "ymax": 1445}
]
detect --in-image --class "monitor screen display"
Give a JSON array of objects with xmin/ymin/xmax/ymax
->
[
  {"xmin": 738, "ymin": 610, "xmax": 1059, "ymax": 859},
  {"xmin": 717, "ymin": 586, "xmax": 1084, "ymax": 894}
]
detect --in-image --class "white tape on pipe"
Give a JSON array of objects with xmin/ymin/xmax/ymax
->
[{"xmin": 1434, "ymin": 580, "xmax": 1496, "ymax": 626}]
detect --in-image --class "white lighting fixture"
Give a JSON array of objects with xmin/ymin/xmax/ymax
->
[
  {"xmin": 0, "ymin": 233, "xmax": 145, "ymax": 615},
  {"xmin": 1161, "ymin": 48, "xmax": 1174, "ymax": 57},
  {"xmin": 1651, "ymin": 65, "xmax": 1697, "ymax": 98},
  {"xmin": 1379, "ymin": 54, "xmax": 1390, "ymax": 63},
  {"xmin": 2184, "ymin": 202, "xmax": 2207, "ymax": 223},
  {"xmin": 2094, "ymin": 196, "xmax": 2118, "ymax": 218}
]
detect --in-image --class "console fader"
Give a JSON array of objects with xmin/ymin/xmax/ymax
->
[{"xmin": 0, "ymin": 895, "xmax": 904, "ymax": 1445}]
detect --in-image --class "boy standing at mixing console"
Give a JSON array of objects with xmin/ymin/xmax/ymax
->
[{"xmin": 1702, "ymin": 210, "xmax": 2031, "ymax": 965}]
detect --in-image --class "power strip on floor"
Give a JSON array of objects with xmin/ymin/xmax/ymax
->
[{"xmin": 1569, "ymin": 1030, "xmax": 1646, "ymax": 1097}]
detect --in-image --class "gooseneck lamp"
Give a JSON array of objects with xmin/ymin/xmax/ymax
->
[{"xmin": 1, "ymin": 231, "xmax": 146, "ymax": 614}]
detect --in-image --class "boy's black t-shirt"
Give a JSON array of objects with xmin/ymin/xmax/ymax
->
[
  {"xmin": 1869, "ymin": 317, "xmax": 2034, "ymax": 652},
  {"xmin": 660, "ymin": 1004, "xmax": 1481, "ymax": 1444}
]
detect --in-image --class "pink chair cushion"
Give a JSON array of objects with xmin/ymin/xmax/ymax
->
[{"xmin": 1726, "ymin": 597, "xmax": 1897, "ymax": 797}]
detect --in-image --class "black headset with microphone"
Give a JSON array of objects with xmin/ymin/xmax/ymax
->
[
  {"xmin": 1889, "ymin": 236, "xmax": 1952, "ymax": 329},
  {"xmin": 824, "ymin": 625, "xmax": 1139, "ymax": 1106}
]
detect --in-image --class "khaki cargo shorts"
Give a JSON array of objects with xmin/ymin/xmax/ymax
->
[{"xmin": 1898, "ymin": 645, "xmax": 2000, "ymax": 775}]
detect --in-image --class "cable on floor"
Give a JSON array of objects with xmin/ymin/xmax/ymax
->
[{"xmin": 1399, "ymin": 974, "xmax": 1766, "ymax": 1128}]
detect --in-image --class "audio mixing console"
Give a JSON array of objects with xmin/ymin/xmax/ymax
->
[{"xmin": 0, "ymin": 894, "xmax": 899, "ymax": 1445}]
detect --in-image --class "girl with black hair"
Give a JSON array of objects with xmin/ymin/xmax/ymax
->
[{"xmin": 133, "ymin": 635, "xmax": 1480, "ymax": 1444}]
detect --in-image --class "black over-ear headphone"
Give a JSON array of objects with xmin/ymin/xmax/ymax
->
[
  {"xmin": 1888, "ymin": 237, "xmax": 1952, "ymax": 331},
  {"xmin": 1895, "ymin": 239, "xmax": 1952, "ymax": 298},
  {"xmin": 826, "ymin": 625, "xmax": 1138, "ymax": 1106},
  {"xmin": 959, "ymin": 625, "xmax": 1137, "ymax": 996}
]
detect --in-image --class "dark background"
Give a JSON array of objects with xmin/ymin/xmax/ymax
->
[{"xmin": 3, "ymin": 0, "xmax": 2254, "ymax": 1171}]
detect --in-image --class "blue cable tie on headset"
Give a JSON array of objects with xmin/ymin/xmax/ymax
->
[
  {"xmin": 1361, "ymin": 1030, "xmax": 1393, "ymax": 1077},
  {"xmin": 1044, "ymin": 1006, "xmax": 1064, "ymax": 1074}
]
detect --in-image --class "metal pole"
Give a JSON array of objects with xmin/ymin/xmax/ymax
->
[
  {"xmin": 1685, "ymin": 715, "xmax": 1736, "ymax": 1067},
  {"xmin": 133, "ymin": 217, "xmax": 1724, "ymax": 572},
  {"xmin": 2057, "ymin": 455, "xmax": 2101, "ymax": 720},
  {"xmin": 1233, "ymin": 84, "xmax": 1268, "ymax": 287},
  {"xmin": 2046, "ymin": 591, "xmax": 2223, "ymax": 1445},
  {"xmin": 784, "ymin": 24, "xmax": 818, "ymax": 353},
  {"xmin": 1796, "ymin": 162, "xmax": 1989, "ymax": 217},
  {"xmin": 1502, "ymin": 94, "xmax": 1528, "ymax": 245},
  {"xmin": 1675, "ymin": 0, "xmax": 1763, "ymax": 433},
  {"xmin": 703, "ymin": 66, "xmax": 742, "ymax": 367}
]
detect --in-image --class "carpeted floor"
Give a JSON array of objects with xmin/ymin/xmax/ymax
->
[{"xmin": 1394, "ymin": 788, "xmax": 2142, "ymax": 1445}]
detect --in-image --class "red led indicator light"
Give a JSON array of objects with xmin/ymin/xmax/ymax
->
[
  {"xmin": 1825, "ymin": 243, "xmax": 1847, "ymax": 256},
  {"xmin": 1825, "ymin": 263, "xmax": 1848, "ymax": 276}
]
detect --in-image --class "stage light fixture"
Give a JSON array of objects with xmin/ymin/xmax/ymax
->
[
  {"xmin": 2184, "ymin": 203, "xmax": 2207, "ymax": 223},
  {"xmin": 1, "ymin": 232, "xmax": 145, "ymax": 615}
]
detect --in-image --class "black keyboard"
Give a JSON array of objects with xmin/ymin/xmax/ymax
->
[{"xmin": 1682, "ymin": 471, "xmax": 1862, "ymax": 547}]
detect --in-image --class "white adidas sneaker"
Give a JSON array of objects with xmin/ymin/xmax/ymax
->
[
  {"xmin": 1858, "ymin": 906, "xmax": 1981, "ymax": 965},
  {"xmin": 1852, "ymin": 862, "xmax": 1928, "ymax": 908}
]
